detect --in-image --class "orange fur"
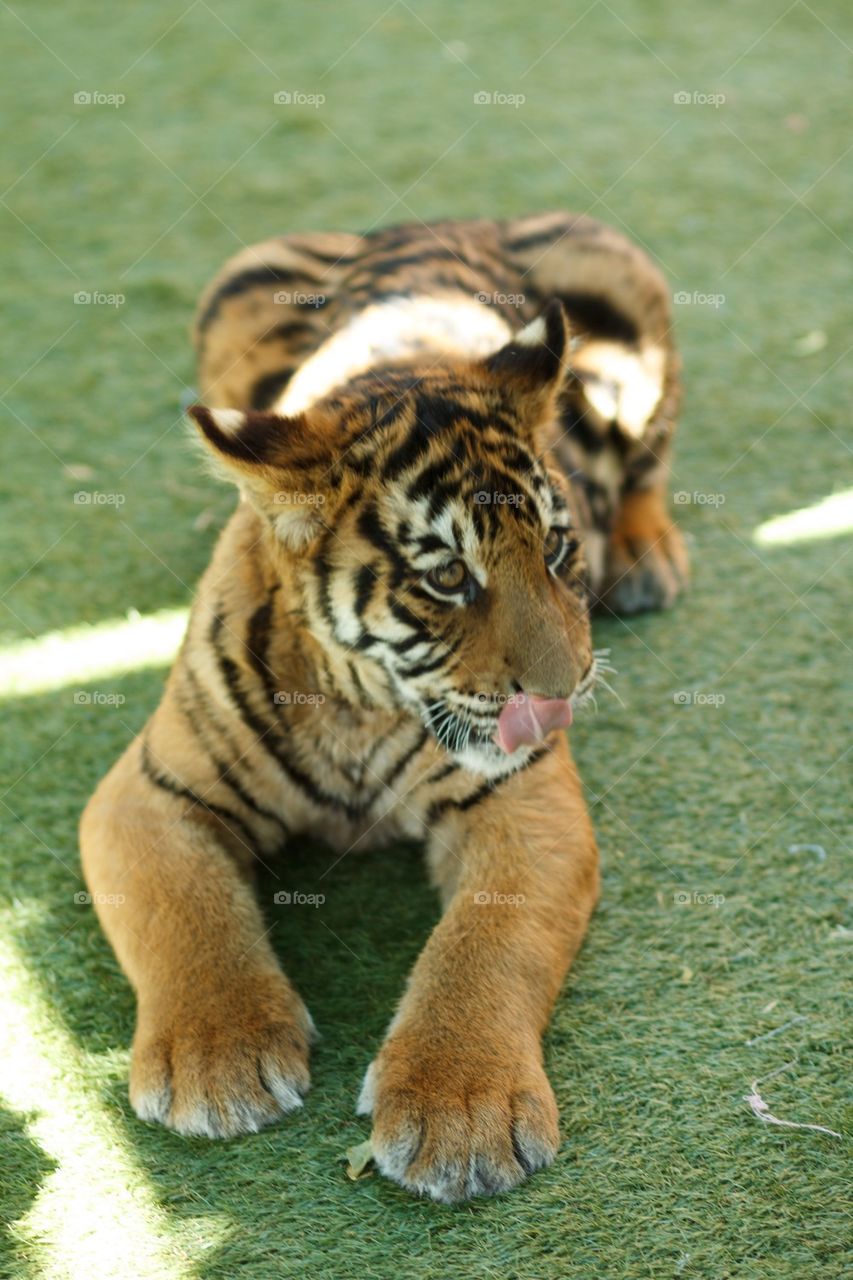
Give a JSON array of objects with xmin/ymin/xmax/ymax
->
[{"xmin": 81, "ymin": 212, "xmax": 687, "ymax": 1202}]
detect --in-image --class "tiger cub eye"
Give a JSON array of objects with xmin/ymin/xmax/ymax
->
[
  {"xmin": 429, "ymin": 559, "xmax": 468, "ymax": 593},
  {"xmin": 543, "ymin": 527, "xmax": 566, "ymax": 564}
]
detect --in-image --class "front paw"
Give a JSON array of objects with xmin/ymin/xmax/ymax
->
[
  {"xmin": 130, "ymin": 972, "xmax": 313, "ymax": 1139},
  {"xmin": 602, "ymin": 499, "xmax": 689, "ymax": 615},
  {"xmin": 357, "ymin": 1033, "xmax": 560, "ymax": 1203}
]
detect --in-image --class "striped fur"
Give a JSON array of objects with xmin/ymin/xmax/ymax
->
[{"xmin": 81, "ymin": 212, "xmax": 685, "ymax": 1203}]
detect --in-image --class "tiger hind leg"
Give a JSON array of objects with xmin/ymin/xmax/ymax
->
[{"xmin": 501, "ymin": 210, "xmax": 688, "ymax": 616}]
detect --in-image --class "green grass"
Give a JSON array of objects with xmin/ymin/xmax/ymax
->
[{"xmin": 1, "ymin": 1, "xmax": 851, "ymax": 1276}]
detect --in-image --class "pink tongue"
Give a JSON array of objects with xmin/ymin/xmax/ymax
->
[{"xmin": 495, "ymin": 694, "xmax": 573, "ymax": 754}]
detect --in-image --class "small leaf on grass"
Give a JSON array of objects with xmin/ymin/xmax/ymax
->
[
  {"xmin": 345, "ymin": 1139, "xmax": 375, "ymax": 1180},
  {"xmin": 679, "ymin": 966, "xmax": 693, "ymax": 983}
]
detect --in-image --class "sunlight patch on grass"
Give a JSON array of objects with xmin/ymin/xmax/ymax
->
[
  {"xmin": 0, "ymin": 608, "xmax": 187, "ymax": 699},
  {"xmin": 753, "ymin": 488, "xmax": 853, "ymax": 548},
  {"xmin": 0, "ymin": 932, "xmax": 217, "ymax": 1279}
]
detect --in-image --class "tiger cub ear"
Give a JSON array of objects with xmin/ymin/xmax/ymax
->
[
  {"xmin": 483, "ymin": 298, "xmax": 570, "ymax": 402},
  {"xmin": 187, "ymin": 405, "xmax": 338, "ymax": 549}
]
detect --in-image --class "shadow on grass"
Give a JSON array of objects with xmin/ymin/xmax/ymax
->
[
  {"xmin": 0, "ymin": 1104, "xmax": 57, "ymax": 1280},
  {"xmin": 3, "ymin": 664, "xmax": 447, "ymax": 1276}
]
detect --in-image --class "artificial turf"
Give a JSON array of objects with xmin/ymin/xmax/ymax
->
[{"xmin": 1, "ymin": 1, "xmax": 851, "ymax": 1276}]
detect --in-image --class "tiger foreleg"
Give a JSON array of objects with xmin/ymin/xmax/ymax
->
[
  {"xmin": 79, "ymin": 740, "xmax": 313, "ymax": 1138},
  {"xmin": 357, "ymin": 740, "xmax": 599, "ymax": 1203}
]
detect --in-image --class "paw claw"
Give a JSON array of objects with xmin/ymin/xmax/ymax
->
[
  {"xmin": 364, "ymin": 1044, "xmax": 559, "ymax": 1202},
  {"xmin": 130, "ymin": 984, "xmax": 312, "ymax": 1139}
]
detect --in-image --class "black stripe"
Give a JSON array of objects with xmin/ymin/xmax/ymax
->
[
  {"xmin": 426, "ymin": 778, "xmax": 495, "ymax": 825},
  {"xmin": 140, "ymin": 739, "xmax": 257, "ymax": 849},
  {"xmin": 386, "ymin": 597, "xmax": 431, "ymax": 639},
  {"xmin": 347, "ymin": 660, "xmax": 374, "ymax": 708},
  {"xmin": 625, "ymin": 451, "xmax": 660, "ymax": 486},
  {"xmin": 415, "ymin": 393, "xmax": 495, "ymax": 436},
  {"xmin": 249, "ymin": 368, "xmax": 296, "ymax": 410},
  {"xmin": 425, "ymin": 746, "xmax": 548, "ymax": 825},
  {"xmin": 406, "ymin": 457, "xmax": 461, "ymax": 506},
  {"xmin": 357, "ymin": 505, "xmax": 408, "ymax": 586},
  {"xmin": 197, "ymin": 266, "xmax": 306, "ymax": 335},
  {"xmin": 245, "ymin": 593, "xmax": 278, "ymax": 685},
  {"xmin": 504, "ymin": 220, "xmax": 583, "ymax": 254},
  {"xmin": 260, "ymin": 320, "xmax": 316, "ymax": 345},
  {"xmin": 560, "ymin": 291, "xmax": 638, "ymax": 345},
  {"xmin": 209, "ymin": 609, "xmax": 366, "ymax": 822},
  {"xmin": 352, "ymin": 247, "xmax": 461, "ymax": 275},
  {"xmin": 353, "ymin": 562, "xmax": 379, "ymax": 617},
  {"xmin": 559, "ymin": 398, "xmax": 607, "ymax": 454},
  {"xmin": 349, "ymin": 273, "xmax": 484, "ymax": 304},
  {"xmin": 382, "ymin": 426, "xmax": 433, "ymax": 480},
  {"xmin": 178, "ymin": 672, "xmax": 290, "ymax": 838},
  {"xmin": 382, "ymin": 728, "xmax": 429, "ymax": 789},
  {"xmin": 399, "ymin": 649, "xmax": 455, "ymax": 678},
  {"xmin": 425, "ymin": 761, "xmax": 460, "ymax": 785},
  {"xmin": 283, "ymin": 238, "xmax": 360, "ymax": 266},
  {"xmin": 411, "ymin": 533, "xmax": 451, "ymax": 556}
]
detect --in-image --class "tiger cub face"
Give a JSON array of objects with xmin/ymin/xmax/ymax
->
[{"xmin": 191, "ymin": 301, "xmax": 593, "ymax": 778}]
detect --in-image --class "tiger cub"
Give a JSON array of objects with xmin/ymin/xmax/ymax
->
[{"xmin": 81, "ymin": 212, "xmax": 687, "ymax": 1203}]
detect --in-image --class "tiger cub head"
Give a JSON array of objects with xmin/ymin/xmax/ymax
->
[{"xmin": 190, "ymin": 300, "xmax": 593, "ymax": 778}]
